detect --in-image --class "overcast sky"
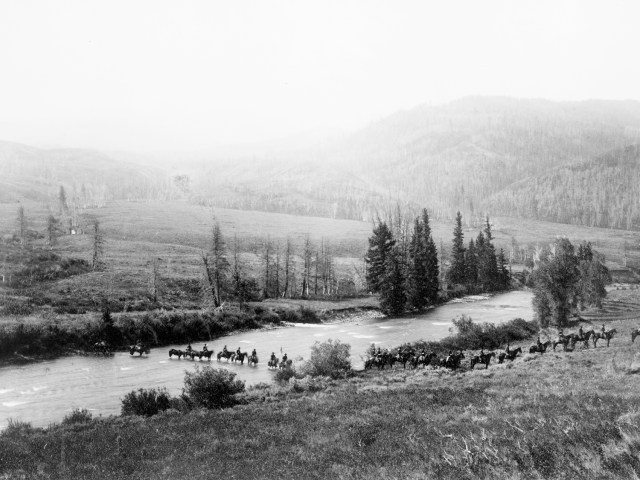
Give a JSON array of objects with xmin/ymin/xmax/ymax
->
[{"xmin": 1, "ymin": 0, "xmax": 639, "ymax": 151}]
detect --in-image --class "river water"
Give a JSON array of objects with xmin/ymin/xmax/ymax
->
[{"xmin": 0, "ymin": 291, "xmax": 532, "ymax": 429}]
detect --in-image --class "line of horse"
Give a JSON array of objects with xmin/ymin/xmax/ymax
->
[
  {"xmin": 363, "ymin": 324, "xmax": 628, "ymax": 372},
  {"xmin": 168, "ymin": 348, "xmax": 259, "ymax": 366}
]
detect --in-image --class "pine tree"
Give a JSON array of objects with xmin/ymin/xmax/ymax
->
[
  {"xmin": 497, "ymin": 248, "xmax": 510, "ymax": 289},
  {"xmin": 379, "ymin": 245, "xmax": 406, "ymax": 315},
  {"xmin": 365, "ymin": 221, "xmax": 395, "ymax": 293},
  {"xmin": 421, "ymin": 209, "xmax": 439, "ymax": 305},
  {"xmin": 406, "ymin": 217, "xmax": 428, "ymax": 310},
  {"xmin": 448, "ymin": 212, "xmax": 466, "ymax": 285},
  {"xmin": 46, "ymin": 214, "xmax": 60, "ymax": 247},
  {"xmin": 465, "ymin": 239, "xmax": 478, "ymax": 287}
]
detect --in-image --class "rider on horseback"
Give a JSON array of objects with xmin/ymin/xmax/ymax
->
[
  {"xmin": 578, "ymin": 326, "xmax": 584, "ymax": 340},
  {"xmin": 270, "ymin": 352, "xmax": 277, "ymax": 363},
  {"xmin": 251, "ymin": 348, "xmax": 257, "ymax": 358},
  {"xmin": 236, "ymin": 347, "xmax": 241, "ymax": 358},
  {"xmin": 282, "ymin": 353, "xmax": 288, "ymax": 363},
  {"xmin": 601, "ymin": 324, "xmax": 606, "ymax": 334},
  {"xmin": 223, "ymin": 345, "xmax": 228, "ymax": 355},
  {"xmin": 202, "ymin": 344, "xmax": 208, "ymax": 353},
  {"xmin": 186, "ymin": 343, "xmax": 192, "ymax": 353}
]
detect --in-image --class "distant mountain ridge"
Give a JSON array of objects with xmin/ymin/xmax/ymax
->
[
  {"xmin": 0, "ymin": 140, "xmax": 170, "ymax": 205},
  {"xmin": 190, "ymin": 96, "xmax": 640, "ymax": 223},
  {"xmin": 3, "ymin": 96, "xmax": 640, "ymax": 231}
]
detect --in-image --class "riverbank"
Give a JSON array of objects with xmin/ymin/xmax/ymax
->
[{"xmin": 3, "ymin": 287, "xmax": 640, "ymax": 479}]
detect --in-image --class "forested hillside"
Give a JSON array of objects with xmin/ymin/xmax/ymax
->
[
  {"xmin": 486, "ymin": 144, "xmax": 640, "ymax": 230},
  {"xmin": 189, "ymin": 97, "xmax": 640, "ymax": 224},
  {"xmin": 4, "ymin": 97, "xmax": 640, "ymax": 232}
]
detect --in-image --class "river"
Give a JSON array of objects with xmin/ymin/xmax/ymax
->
[{"xmin": 0, "ymin": 290, "xmax": 533, "ymax": 429}]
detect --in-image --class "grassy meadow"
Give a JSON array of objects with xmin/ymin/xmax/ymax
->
[{"xmin": 2, "ymin": 288, "xmax": 640, "ymax": 478}]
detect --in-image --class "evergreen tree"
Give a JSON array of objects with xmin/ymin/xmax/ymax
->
[
  {"xmin": 497, "ymin": 248, "xmax": 510, "ymax": 289},
  {"xmin": 421, "ymin": 209, "xmax": 440, "ymax": 305},
  {"xmin": 465, "ymin": 239, "xmax": 478, "ymax": 287},
  {"xmin": 365, "ymin": 221, "xmax": 395, "ymax": 293},
  {"xmin": 406, "ymin": 218, "xmax": 428, "ymax": 310},
  {"xmin": 477, "ymin": 218, "xmax": 499, "ymax": 290},
  {"xmin": 447, "ymin": 211, "xmax": 466, "ymax": 285},
  {"xmin": 46, "ymin": 214, "xmax": 60, "ymax": 247},
  {"xmin": 379, "ymin": 245, "xmax": 406, "ymax": 315}
]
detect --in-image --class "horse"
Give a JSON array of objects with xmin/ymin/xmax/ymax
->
[
  {"xmin": 632, "ymin": 328, "xmax": 640, "ymax": 343},
  {"xmin": 268, "ymin": 358, "xmax": 279, "ymax": 369},
  {"xmin": 442, "ymin": 352, "xmax": 465, "ymax": 369},
  {"xmin": 393, "ymin": 349, "xmax": 416, "ymax": 369},
  {"xmin": 592, "ymin": 329, "xmax": 617, "ymax": 347},
  {"xmin": 198, "ymin": 350, "xmax": 213, "ymax": 361},
  {"xmin": 92, "ymin": 341, "xmax": 112, "ymax": 356},
  {"xmin": 411, "ymin": 352, "xmax": 436, "ymax": 369},
  {"xmin": 529, "ymin": 340, "xmax": 551, "ymax": 354},
  {"xmin": 498, "ymin": 347, "xmax": 522, "ymax": 363},
  {"xmin": 232, "ymin": 352, "xmax": 249, "ymax": 364},
  {"xmin": 279, "ymin": 359, "xmax": 293, "ymax": 370},
  {"xmin": 168, "ymin": 348, "xmax": 184, "ymax": 359},
  {"xmin": 470, "ymin": 351, "xmax": 495, "ymax": 369},
  {"xmin": 129, "ymin": 343, "xmax": 150, "ymax": 356},
  {"xmin": 248, "ymin": 354, "xmax": 259, "ymax": 366},
  {"xmin": 553, "ymin": 334, "xmax": 578, "ymax": 352},
  {"xmin": 217, "ymin": 350, "xmax": 233, "ymax": 362}
]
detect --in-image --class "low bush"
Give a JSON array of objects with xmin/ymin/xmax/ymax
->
[
  {"xmin": 182, "ymin": 366, "xmax": 245, "ymax": 409},
  {"xmin": 299, "ymin": 307, "xmax": 320, "ymax": 323},
  {"xmin": 303, "ymin": 339, "xmax": 351, "ymax": 379},
  {"xmin": 62, "ymin": 408, "xmax": 93, "ymax": 425},
  {"xmin": 121, "ymin": 388, "xmax": 172, "ymax": 417},
  {"xmin": 274, "ymin": 364, "xmax": 298, "ymax": 383},
  {"xmin": 2, "ymin": 299, "xmax": 34, "ymax": 316}
]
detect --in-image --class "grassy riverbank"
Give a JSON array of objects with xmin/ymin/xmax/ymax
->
[{"xmin": 2, "ymin": 288, "xmax": 640, "ymax": 479}]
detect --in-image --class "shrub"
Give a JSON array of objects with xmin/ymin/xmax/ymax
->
[
  {"xmin": 1, "ymin": 418, "xmax": 33, "ymax": 438},
  {"xmin": 121, "ymin": 388, "xmax": 172, "ymax": 417},
  {"xmin": 182, "ymin": 366, "xmax": 245, "ymax": 409},
  {"xmin": 274, "ymin": 364, "xmax": 298, "ymax": 383},
  {"xmin": 299, "ymin": 308, "xmax": 320, "ymax": 323},
  {"xmin": 303, "ymin": 339, "xmax": 351, "ymax": 379},
  {"xmin": 2, "ymin": 299, "xmax": 34, "ymax": 316},
  {"xmin": 62, "ymin": 408, "xmax": 93, "ymax": 425}
]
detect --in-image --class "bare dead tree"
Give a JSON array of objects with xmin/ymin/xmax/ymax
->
[
  {"xmin": 91, "ymin": 219, "xmax": 105, "ymax": 270},
  {"xmin": 148, "ymin": 257, "xmax": 163, "ymax": 303},
  {"xmin": 262, "ymin": 235, "xmax": 272, "ymax": 299},
  {"xmin": 17, "ymin": 205, "xmax": 27, "ymax": 246},
  {"xmin": 201, "ymin": 218, "xmax": 229, "ymax": 308},
  {"xmin": 282, "ymin": 237, "xmax": 293, "ymax": 298},
  {"xmin": 302, "ymin": 235, "xmax": 313, "ymax": 298}
]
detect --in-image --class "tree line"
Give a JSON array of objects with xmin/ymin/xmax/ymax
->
[
  {"xmin": 200, "ymin": 217, "xmax": 362, "ymax": 309},
  {"xmin": 365, "ymin": 209, "xmax": 510, "ymax": 315}
]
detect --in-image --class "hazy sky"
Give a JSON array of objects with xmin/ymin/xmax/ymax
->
[{"xmin": 1, "ymin": 0, "xmax": 639, "ymax": 151}]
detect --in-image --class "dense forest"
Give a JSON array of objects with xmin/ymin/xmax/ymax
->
[{"xmin": 486, "ymin": 144, "xmax": 640, "ymax": 230}]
